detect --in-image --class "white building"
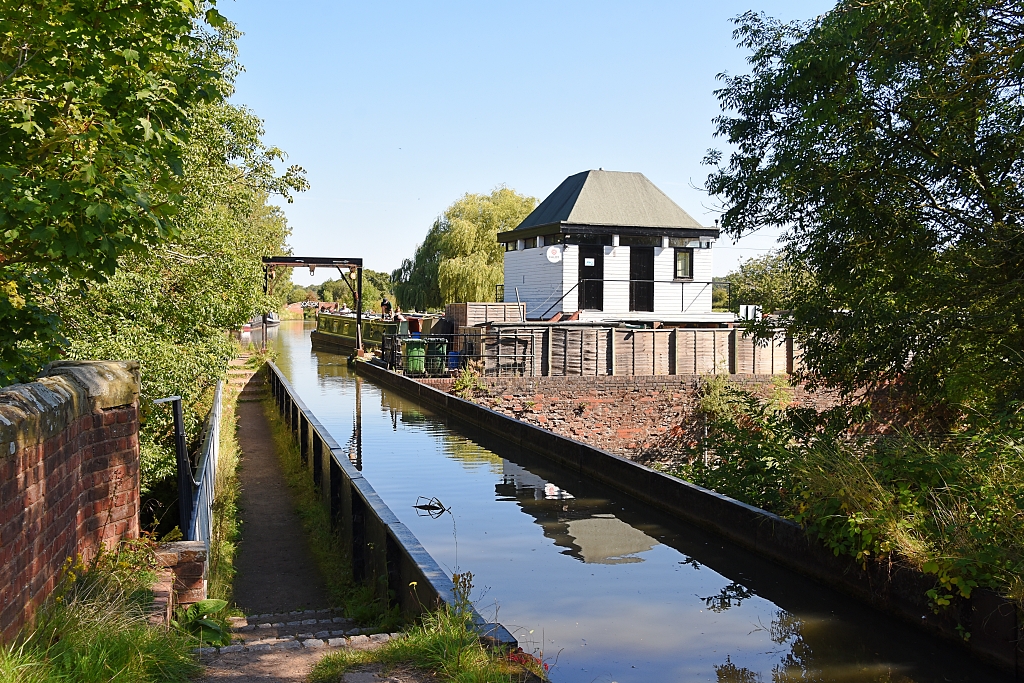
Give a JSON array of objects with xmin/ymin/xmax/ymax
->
[{"xmin": 499, "ymin": 170, "xmax": 732, "ymax": 323}]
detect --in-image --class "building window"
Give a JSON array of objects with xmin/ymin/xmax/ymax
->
[
  {"xmin": 504, "ymin": 241, "xmax": 518, "ymax": 251},
  {"xmin": 667, "ymin": 237, "xmax": 695, "ymax": 248},
  {"xmin": 523, "ymin": 237, "xmax": 537, "ymax": 249},
  {"xmin": 544, "ymin": 233, "xmax": 565, "ymax": 244},
  {"xmin": 619, "ymin": 235, "xmax": 663, "ymax": 247},
  {"xmin": 674, "ymin": 248, "xmax": 693, "ymax": 279}
]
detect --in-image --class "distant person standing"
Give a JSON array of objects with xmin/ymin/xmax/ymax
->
[{"xmin": 381, "ymin": 297, "xmax": 393, "ymax": 320}]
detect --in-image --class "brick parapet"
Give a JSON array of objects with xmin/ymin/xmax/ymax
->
[
  {"xmin": 0, "ymin": 361, "xmax": 141, "ymax": 642},
  {"xmin": 154, "ymin": 541, "xmax": 207, "ymax": 613}
]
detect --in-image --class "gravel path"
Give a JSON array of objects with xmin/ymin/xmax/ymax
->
[
  {"xmin": 199, "ymin": 377, "xmax": 433, "ymax": 682},
  {"xmin": 232, "ymin": 399, "xmax": 330, "ymax": 615}
]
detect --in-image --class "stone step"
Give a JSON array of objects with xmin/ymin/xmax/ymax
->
[
  {"xmin": 194, "ymin": 631, "xmax": 401, "ymax": 658},
  {"xmin": 228, "ymin": 608, "xmax": 355, "ymax": 635}
]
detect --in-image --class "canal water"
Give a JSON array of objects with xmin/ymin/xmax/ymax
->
[{"xmin": 259, "ymin": 321, "xmax": 1007, "ymax": 683}]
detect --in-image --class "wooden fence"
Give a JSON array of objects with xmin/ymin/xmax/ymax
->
[{"xmin": 441, "ymin": 326, "xmax": 794, "ymax": 377}]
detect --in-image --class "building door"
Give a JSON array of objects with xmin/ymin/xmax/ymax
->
[
  {"xmin": 578, "ymin": 245, "xmax": 604, "ymax": 311},
  {"xmin": 629, "ymin": 246, "xmax": 655, "ymax": 312}
]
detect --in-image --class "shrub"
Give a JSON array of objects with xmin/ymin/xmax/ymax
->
[{"xmin": 671, "ymin": 382, "xmax": 1024, "ymax": 617}]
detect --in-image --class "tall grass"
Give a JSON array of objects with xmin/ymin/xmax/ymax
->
[
  {"xmin": 0, "ymin": 543, "xmax": 200, "ymax": 683},
  {"xmin": 261, "ymin": 396, "xmax": 402, "ymax": 629},
  {"xmin": 207, "ymin": 374, "xmax": 243, "ymax": 603},
  {"xmin": 670, "ymin": 379, "xmax": 1024, "ymax": 616},
  {"xmin": 311, "ymin": 572, "xmax": 544, "ymax": 683}
]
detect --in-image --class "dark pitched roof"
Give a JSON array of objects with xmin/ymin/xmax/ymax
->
[{"xmin": 513, "ymin": 170, "xmax": 705, "ymax": 232}]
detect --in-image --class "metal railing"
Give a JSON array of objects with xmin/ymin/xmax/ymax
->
[
  {"xmin": 537, "ymin": 279, "xmax": 732, "ymax": 319},
  {"xmin": 382, "ymin": 332, "xmax": 539, "ymax": 377},
  {"xmin": 187, "ymin": 381, "xmax": 222, "ymax": 551}
]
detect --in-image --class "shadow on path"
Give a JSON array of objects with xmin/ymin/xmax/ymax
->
[{"xmin": 233, "ymin": 400, "xmax": 329, "ymax": 614}]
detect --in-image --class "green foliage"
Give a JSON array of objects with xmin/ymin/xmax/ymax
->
[
  {"xmin": 171, "ymin": 599, "xmax": 230, "ymax": 646},
  {"xmin": 0, "ymin": 0, "xmax": 237, "ymax": 382},
  {"xmin": 705, "ymin": 2, "xmax": 1024, "ymax": 414},
  {"xmin": 721, "ymin": 250, "xmax": 815, "ymax": 313},
  {"xmin": 393, "ymin": 188, "xmax": 535, "ymax": 310},
  {"xmin": 0, "ymin": 2, "xmax": 304, "ymax": 498},
  {"xmin": 55, "ymin": 99, "xmax": 300, "ymax": 493},
  {"xmin": 311, "ymin": 571, "xmax": 544, "ymax": 683},
  {"xmin": 318, "ymin": 268, "xmax": 393, "ymax": 314},
  {"xmin": 3, "ymin": 541, "xmax": 200, "ymax": 682},
  {"xmin": 452, "ymin": 367, "xmax": 486, "ymax": 398},
  {"xmin": 287, "ymin": 284, "xmax": 317, "ymax": 304},
  {"xmin": 672, "ymin": 384, "xmax": 1024, "ymax": 613}
]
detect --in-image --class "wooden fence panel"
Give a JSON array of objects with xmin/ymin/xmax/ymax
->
[
  {"xmin": 674, "ymin": 329, "xmax": 731, "ymax": 374},
  {"xmin": 484, "ymin": 328, "xmax": 544, "ymax": 377},
  {"xmin": 550, "ymin": 328, "xmax": 610, "ymax": 375},
  {"xmin": 731, "ymin": 329, "xmax": 787, "ymax": 375},
  {"xmin": 613, "ymin": 329, "xmax": 671, "ymax": 376}
]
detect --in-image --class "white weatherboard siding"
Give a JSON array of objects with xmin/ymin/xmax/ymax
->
[
  {"xmin": 683, "ymin": 247, "xmax": 714, "ymax": 313},
  {"xmin": 503, "ymin": 247, "xmax": 564, "ymax": 318},
  {"xmin": 603, "ymin": 246, "xmax": 630, "ymax": 312},
  {"xmin": 653, "ymin": 247, "xmax": 679, "ymax": 313},
  {"xmin": 561, "ymin": 245, "xmax": 579, "ymax": 313}
]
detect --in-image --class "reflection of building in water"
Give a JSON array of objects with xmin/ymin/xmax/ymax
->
[
  {"xmin": 498, "ymin": 461, "xmax": 658, "ymax": 564},
  {"xmin": 501, "ymin": 461, "xmax": 573, "ymax": 500}
]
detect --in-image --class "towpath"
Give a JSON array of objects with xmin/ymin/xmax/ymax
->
[{"xmin": 198, "ymin": 359, "xmax": 432, "ymax": 683}]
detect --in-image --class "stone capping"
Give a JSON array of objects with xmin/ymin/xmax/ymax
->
[
  {"xmin": 0, "ymin": 360, "xmax": 141, "ymax": 446},
  {"xmin": 357, "ymin": 360, "xmax": 1024, "ymax": 678},
  {"xmin": 155, "ymin": 541, "xmax": 207, "ymax": 609}
]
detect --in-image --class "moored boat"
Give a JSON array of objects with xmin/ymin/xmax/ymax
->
[{"xmin": 311, "ymin": 312, "xmax": 405, "ymax": 352}]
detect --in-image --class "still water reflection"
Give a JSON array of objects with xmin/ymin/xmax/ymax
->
[{"xmin": 258, "ymin": 322, "xmax": 1007, "ymax": 683}]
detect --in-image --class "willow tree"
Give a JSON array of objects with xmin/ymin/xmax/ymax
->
[
  {"xmin": 706, "ymin": 2, "xmax": 1024, "ymax": 414},
  {"xmin": 393, "ymin": 188, "xmax": 535, "ymax": 310}
]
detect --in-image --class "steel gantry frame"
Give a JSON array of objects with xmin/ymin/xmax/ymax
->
[{"xmin": 262, "ymin": 256, "xmax": 364, "ymax": 351}]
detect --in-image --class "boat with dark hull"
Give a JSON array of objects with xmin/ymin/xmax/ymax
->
[{"xmin": 311, "ymin": 313, "xmax": 408, "ymax": 352}]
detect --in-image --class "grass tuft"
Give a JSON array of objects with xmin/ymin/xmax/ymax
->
[
  {"xmin": 1, "ymin": 542, "xmax": 200, "ymax": 683},
  {"xmin": 312, "ymin": 577, "xmax": 544, "ymax": 683}
]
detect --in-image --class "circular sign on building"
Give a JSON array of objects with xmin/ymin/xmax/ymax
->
[{"xmin": 545, "ymin": 245, "xmax": 562, "ymax": 263}]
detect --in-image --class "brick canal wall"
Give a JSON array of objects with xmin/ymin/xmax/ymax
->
[
  {"xmin": 0, "ymin": 361, "xmax": 141, "ymax": 642},
  {"xmin": 417, "ymin": 375, "xmax": 839, "ymax": 461}
]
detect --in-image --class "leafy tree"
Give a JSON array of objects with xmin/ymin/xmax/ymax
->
[
  {"xmin": 0, "ymin": 0, "xmax": 301, "ymax": 383},
  {"xmin": 317, "ymin": 268, "xmax": 393, "ymax": 313},
  {"xmin": 393, "ymin": 188, "xmax": 535, "ymax": 310},
  {"xmin": 287, "ymin": 285, "xmax": 318, "ymax": 304},
  {"xmin": 56, "ymin": 96, "xmax": 303, "ymax": 492},
  {"xmin": 724, "ymin": 250, "xmax": 815, "ymax": 313},
  {"xmin": 705, "ymin": 2, "xmax": 1024, "ymax": 414}
]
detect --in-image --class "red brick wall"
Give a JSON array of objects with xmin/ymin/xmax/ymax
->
[
  {"xmin": 417, "ymin": 375, "xmax": 840, "ymax": 462},
  {"xmin": 0, "ymin": 361, "xmax": 140, "ymax": 642}
]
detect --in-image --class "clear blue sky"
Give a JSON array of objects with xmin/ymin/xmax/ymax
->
[{"xmin": 224, "ymin": 0, "xmax": 835, "ymax": 285}]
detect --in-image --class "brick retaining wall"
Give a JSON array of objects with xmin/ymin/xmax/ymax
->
[
  {"xmin": 0, "ymin": 361, "xmax": 141, "ymax": 642},
  {"xmin": 418, "ymin": 375, "xmax": 840, "ymax": 460}
]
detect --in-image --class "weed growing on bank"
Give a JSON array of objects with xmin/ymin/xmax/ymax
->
[
  {"xmin": 311, "ymin": 572, "xmax": 546, "ymax": 683},
  {"xmin": 0, "ymin": 542, "xmax": 200, "ymax": 683},
  {"xmin": 261, "ymin": 397, "xmax": 403, "ymax": 630},
  {"xmin": 669, "ymin": 379, "xmax": 1024, "ymax": 616},
  {"xmin": 452, "ymin": 367, "xmax": 486, "ymax": 399},
  {"xmin": 207, "ymin": 372, "xmax": 243, "ymax": 604}
]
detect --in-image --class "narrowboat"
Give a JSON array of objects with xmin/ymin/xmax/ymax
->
[{"xmin": 311, "ymin": 312, "xmax": 406, "ymax": 352}]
